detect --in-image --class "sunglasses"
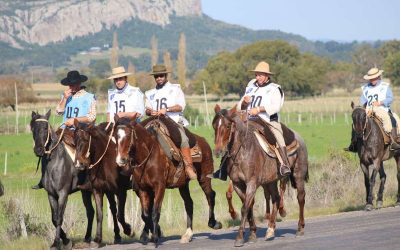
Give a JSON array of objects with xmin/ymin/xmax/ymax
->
[{"xmin": 154, "ymin": 74, "xmax": 166, "ymax": 79}]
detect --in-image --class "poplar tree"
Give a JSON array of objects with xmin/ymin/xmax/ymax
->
[
  {"xmin": 127, "ymin": 61, "xmax": 136, "ymax": 86},
  {"xmin": 163, "ymin": 50, "xmax": 173, "ymax": 79},
  {"xmin": 151, "ymin": 35, "xmax": 158, "ymax": 66},
  {"xmin": 177, "ymin": 33, "xmax": 186, "ymax": 88},
  {"xmin": 110, "ymin": 32, "xmax": 119, "ymax": 69}
]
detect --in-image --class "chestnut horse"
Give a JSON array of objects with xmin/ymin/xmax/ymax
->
[
  {"xmin": 212, "ymin": 105, "xmax": 308, "ymax": 247},
  {"xmin": 30, "ymin": 111, "xmax": 94, "ymax": 250},
  {"xmin": 114, "ymin": 115, "xmax": 222, "ymax": 247},
  {"xmin": 350, "ymin": 102, "xmax": 400, "ymax": 210},
  {"xmin": 73, "ymin": 121, "xmax": 133, "ymax": 246}
]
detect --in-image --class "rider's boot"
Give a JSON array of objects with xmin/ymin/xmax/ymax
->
[
  {"xmin": 207, "ymin": 153, "xmax": 228, "ymax": 181},
  {"xmin": 390, "ymin": 127, "xmax": 400, "ymax": 150},
  {"xmin": 277, "ymin": 146, "xmax": 291, "ymax": 177},
  {"xmin": 31, "ymin": 178, "xmax": 43, "ymax": 190},
  {"xmin": 181, "ymin": 147, "xmax": 197, "ymax": 180},
  {"xmin": 344, "ymin": 129, "xmax": 358, "ymax": 152}
]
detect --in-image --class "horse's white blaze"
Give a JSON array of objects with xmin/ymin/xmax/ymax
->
[
  {"xmin": 63, "ymin": 143, "xmax": 76, "ymax": 162},
  {"xmin": 218, "ymin": 118, "xmax": 222, "ymax": 130},
  {"xmin": 180, "ymin": 228, "xmax": 193, "ymax": 243},
  {"xmin": 116, "ymin": 129, "xmax": 126, "ymax": 165}
]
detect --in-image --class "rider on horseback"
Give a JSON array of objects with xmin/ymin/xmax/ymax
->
[
  {"xmin": 145, "ymin": 64, "xmax": 197, "ymax": 180},
  {"xmin": 32, "ymin": 70, "xmax": 96, "ymax": 189},
  {"xmin": 210, "ymin": 61, "xmax": 291, "ymax": 180},
  {"xmin": 345, "ymin": 67, "xmax": 400, "ymax": 152}
]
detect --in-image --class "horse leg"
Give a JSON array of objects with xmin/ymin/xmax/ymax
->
[
  {"xmin": 376, "ymin": 162, "xmax": 386, "ymax": 209},
  {"xmin": 394, "ymin": 155, "xmax": 400, "ymax": 206},
  {"xmin": 197, "ymin": 169, "xmax": 222, "ymax": 229},
  {"xmin": 367, "ymin": 167, "xmax": 378, "ymax": 211},
  {"xmin": 151, "ymin": 186, "xmax": 165, "ymax": 246},
  {"xmin": 295, "ymin": 176, "xmax": 306, "ymax": 236},
  {"xmin": 227, "ymin": 180, "xmax": 238, "ymax": 220},
  {"xmin": 265, "ymin": 182, "xmax": 280, "ymax": 240},
  {"xmin": 116, "ymin": 190, "xmax": 132, "ymax": 237},
  {"xmin": 52, "ymin": 191, "xmax": 70, "ymax": 250},
  {"xmin": 278, "ymin": 179, "xmax": 287, "ymax": 217},
  {"xmin": 179, "ymin": 183, "xmax": 195, "ymax": 243},
  {"xmin": 81, "ymin": 190, "xmax": 94, "ymax": 243},
  {"xmin": 105, "ymin": 192, "xmax": 122, "ymax": 244},
  {"xmin": 360, "ymin": 163, "xmax": 373, "ymax": 210},
  {"xmin": 263, "ymin": 185, "xmax": 271, "ymax": 224},
  {"xmin": 48, "ymin": 194, "xmax": 61, "ymax": 250},
  {"xmin": 92, "ymin": 189, "xmax": 104, "ymax": 246},
  {"xmin": 247, "ymin": 197, "xmax": 257, "ymax": 244},
  {"xmin": 232, "ymin": 183, "xmax": 247, "ymax": 247},
  {"xmin": 139, "ymin": 191, "xmax": 151, "ymax": 243}
]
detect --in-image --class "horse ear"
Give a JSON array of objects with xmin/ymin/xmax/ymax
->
[
  {"xmin": 229, "ymin": 104, "xmax": 237, "ymax": 114},
  {"xmin": 114, "ymin": 113, "xmax": 120, "ymax": 123},
  {"xmin": 45, "ymin": 109, "xmax": 51, "ymax": 120},
  {"xmin": 31, "ymin": 111, "xmax": 37, "ymax": 119},
  {"xmin": 73, "ymin": 118, "xmax": 79, "ymax": 128},
  {"xmin": 214, "ymin": 104, "xmax": 221, "ymax": 113},
  {"xmin": 351, "ymin": 101, "xmax": 355, "ymax": 110}
]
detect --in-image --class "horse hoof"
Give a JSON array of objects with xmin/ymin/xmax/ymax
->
[
  {"xmin": 265, "ymin": 228, "xmax": 275, "ymax": 240},
  {"xmin": 296, "ymin": 230, "xmax": 305, "ymax": 237},
  {"xmin": 90, "ymin": 241, "xmax": 100, "ymax": 248},
  {"xmin": 114, "ymin": 237, "xmax": 122, "ymax": 244},
  {"xmin": 234, "ymin": 239, "xmax": 244, "ymax": 247},
  {"xmin": 230, "ymin": 212, "xmax": 238, "ymax": 220},
  {"xmin": 146, "ymin": 241, "xmax": 157, "ymax": 249},
  {"xmin": 365, "ymin": 204, "xmax": 373, "ymax": 211},
  {"xmin": 279, "ymin": 207, "xmax": 287, "ymax": 218},
  {"xmin": 123, "ymin": 224, "xmax": 132, "ymax": 236},
  {"xmin": 140, "ymin": 231, "xmax": 149, "ymax": 243},
  {"xmin": 396, "ymin": 202, "xmax": 400, "ymax": 207},
  {"xmin": 209, "ymin": 220, "xmax": 223, "ymax": 230},
  {"xmin": 180, "ymin": 228, "xmax": 193, "ymax": 243},
  {"xmin": 248, "ymin": 232, "xmax": 257, "ymax": 243},
  {"xmin": 63, "ymin": 239, "xmax": 72, "ymax": 250},
  {"xmin": 376, "ymin": 201, "xmax": 383, "ymax": 209}
]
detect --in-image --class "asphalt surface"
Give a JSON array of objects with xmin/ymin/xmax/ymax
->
[{"xmin": 84, "ymin": 206, "xmax": 400, "ymax": 250}]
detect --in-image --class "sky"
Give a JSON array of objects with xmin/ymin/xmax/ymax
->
[{"xmin": 201, "ymin": 0, "xmax": 400, "ymax": 42}]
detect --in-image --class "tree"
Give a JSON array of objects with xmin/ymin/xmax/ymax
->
[
  {"xmin": 163, "ymin": 50, "xmax": 173, "ymax": 80},
  {"xmin": 110, "ymin": 32, "xmax": 119, "ymax": 69},
  {"xmin": 379, "ymin": 40, "xmax": 400, "ymax": 59},
  {"xmin": 0, "ymin": 76, "xmax": 37, "ymax": 110},
  {"xmin": 127, "ymin": 61, "xmax": 137, "ymax": 86},
  {"xmin": 177, "ymin": 33, "xmax": 187, "ymax": 88},
  {"xmin": 151, "ymin": 35, "xmax": 158, "ymax": 66},
  {"xmin": 351, "ymin": 44, "xmax": 383, "ymax": 78},
  {"xmin": 384, "ymin": 51, "xmax": 400, "ymax": 86}
]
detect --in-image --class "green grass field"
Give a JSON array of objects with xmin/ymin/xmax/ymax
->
[{"xmin": 1, "ymin": 104, "xmax": 400, "ymax": 249}]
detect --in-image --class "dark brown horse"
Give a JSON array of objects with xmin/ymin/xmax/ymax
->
[
  {"xmin": 30, "ymin": 111, "xmax": 94, "ymax": 250},
  {"xmin": 73, "ymin": 121, "xmax": 133, "ymax": 246},
  {"xmin": 212, "ymin": 105, "xmax": 308, "ymax": 247},
  {"xmin": 350, "ymin": 102, "xmax": 400, "ymax": 210},
  {"xmin": 0, "ymin": 178, "xmax": 4, "ymax": 197},
  {"xmin": 114, "ymin": 115, "xmax": 221, "ymax": 247}
]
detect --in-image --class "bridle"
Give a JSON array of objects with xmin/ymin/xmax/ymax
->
[
  {"xmin": 352, "ymin": 107, "xmax": 371, "ymax": 141},
  {"xmin": 116, "ymin": 124, "xmax": 154, "ymax": 168},
  {"xmin": 34, "ymin": 118, "xmax": 65, "ymax": 155}
]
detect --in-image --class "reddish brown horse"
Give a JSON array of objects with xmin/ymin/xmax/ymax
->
[
  {"xmin": 114, "ymin": 115, "xmax": 222, "ymax": 247},
  {"xmin": 73, "ymin": 121, "xmax": 133, "ymax": 246},
  {"xmin": 212, "ymin": 105, "xmax": 308, "ymax": 247}
]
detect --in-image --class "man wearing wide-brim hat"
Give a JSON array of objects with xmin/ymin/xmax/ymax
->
[
  {"xmin": 32, "ymin": 70, "xmax": 96, "ymax": 190},
  {"xmin": 209, "ymin": 61, "xmax": 291, "ymax": 181},
  {"xmin": 144, "ymin": 64, "xmax": 197, "ymax": 180},
  {"xmin": 106, "ymin": 66, "xmax": 144, "ymax": 123},
  {"xmin": 345, "ymin": 67, "xmax": 400, "ymax": 152}
]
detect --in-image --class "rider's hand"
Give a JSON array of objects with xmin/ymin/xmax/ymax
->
[
  {"xmin": 63, "ymin": 88, "xmax": 72, "ymax": 99},
  {"xmin": 243, "ymin": 95, "xmax": 251, "ymax": 103},
  {"xmin": 64, "ymin": 118, "xmax": 74, "ymax": 127},
  {"xmin": 248, "ymin": 107, "xmax": 260, "ymax": 116},
  {"xmin": 371, "ymin": 101, "xmax": 381, "ymax": 107},
  {"xmin": 158, "ymin": 108, "xmax": 167, "ymax": 115}
]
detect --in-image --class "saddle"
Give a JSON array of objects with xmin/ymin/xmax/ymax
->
[
  {"xmin": 143, "ymin": 116, "xmax": 202, "ymax": 164},
  {"xmin": 368, "ymin": 112, "xmax": 391, "ymax": 145},
  {"xmin": 250, "ymin": 117, "xmax": 299, "ymax": 159}
]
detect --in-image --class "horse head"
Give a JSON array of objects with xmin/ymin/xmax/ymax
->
[
  {"xmin": 30, "ymin": 110, "xmax": 51, "ymax": 157},
  {"xmin": 73, "ymin": 120, "xmax": 96, "ymax": 170},
  {"xmin": 114, "ymin": 114, "xmax": 139, "ymax": 167},
  {"xmin": 351, "ymin": 101, "xmax": 367, "ymax": 139},
  {"xmin": 212, "ymin": 104, "xmax": 238, "ymax": 157}
]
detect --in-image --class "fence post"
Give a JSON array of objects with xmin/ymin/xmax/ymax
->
[{"xmin": 4, "ymin": 152, "xmax": 7, "ymax": 176}]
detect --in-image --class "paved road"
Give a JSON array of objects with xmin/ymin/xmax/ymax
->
[{"xmin": 92, "ymin": 206, "xmax": 400, "ymax": 250}]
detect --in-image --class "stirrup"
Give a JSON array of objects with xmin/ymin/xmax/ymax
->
[{"xmin": 280, "ymin": 165, "xmax": 291, "ymax": 177}]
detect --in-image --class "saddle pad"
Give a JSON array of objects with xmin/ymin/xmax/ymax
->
[
  {"xmin": 254, "ymin": 130, "xmax": 299, "ymax": 159},
  {"xmin": 251, "ymin": 117, "xmax": 296, "ymax": 146}
]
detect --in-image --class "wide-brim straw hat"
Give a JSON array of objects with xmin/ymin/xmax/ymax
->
[
  {"xmin": 249, "ymin": 61, "xmax": 274, "ymax": 75},
  {"xmin": 61, "ymin": 70, "xmax": 88, "ymax": 86},
  {"xmin": 149, "ymin": 64, "xmax": 171, "ymax": 75},
  {"xmin": 107, "ymin": 66, "xmax": 132, "ymax": 79},
  {"xmin": 363, "ymin": 67, "xmax": 384, "ymax": 80}
]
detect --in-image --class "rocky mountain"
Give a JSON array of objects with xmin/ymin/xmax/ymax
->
[{"xmin": 0, "ymin": 0, "xmax": 201, "ymax": 48}]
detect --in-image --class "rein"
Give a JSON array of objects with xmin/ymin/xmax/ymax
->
[
  {"xmin": 88, "ymin": 124, "xmax": 115, "ymax": 169},
  {"xmin": 352, "ymin": 107, "xmax": 370, "ymax": 141},
  {"xmin": 34, "ymin": 119, "xmax": 65, "ymax": 155}
]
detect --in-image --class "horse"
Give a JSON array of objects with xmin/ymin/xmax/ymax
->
[
  {"xmin": 30, "ymin": 110, "xmax": 94, "ymax": 250},
  {"xmin": 212, "ymin": 105, "xmax": 308, "ymax": 247},
  {"xmin": 73, "ymin": 121, "xmax": 133, "ymax": 246},
  {"xmin": 0, "ymin": 178, "xmax": 4, "ymax": 196},
  {"xmin": 350, "ymin": 102, "xmax": 400, "ymax": 210},
  {"xmin": 114, "ymin": 115, "xmax": 222, "ymax": 247}
]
